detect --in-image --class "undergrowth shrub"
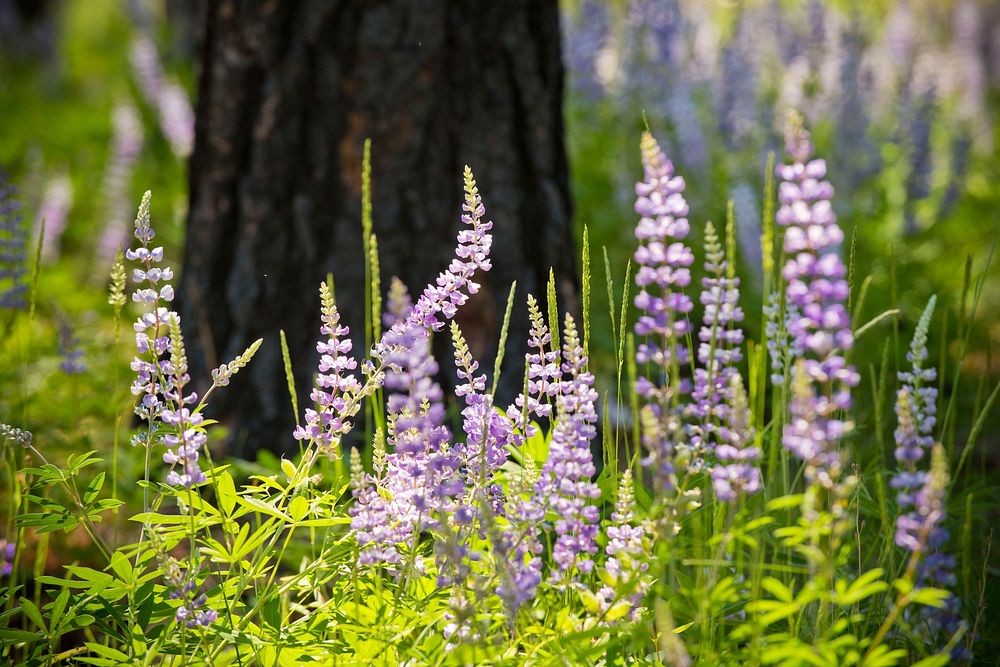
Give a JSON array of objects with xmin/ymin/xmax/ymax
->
[{"xmin": 0, "ymin": 112, "xmax": 993, "ymax": 666}]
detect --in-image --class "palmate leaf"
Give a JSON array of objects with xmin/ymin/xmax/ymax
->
[{"xmin": 835, "ymin": 568, "xmax": 889, "ymax": 606}]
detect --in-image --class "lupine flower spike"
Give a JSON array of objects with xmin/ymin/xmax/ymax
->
[
  {"xmin": 892, "ymin": 297, "xmax": 967, "ymax": 658},
  {"xmin": 710, "ymin": 373, "xmax": 761, "ymax": 502},
  {"xmin": 0, "ymin": 172, "xmax": 27, "ymax": 310},
  {"xmin": 632, "ymin": 132, "xmax": 697, "ymax": 488},
  {"xmin": 595, "ymin": 469, "xmax": 651, "ymax": 621},
  {"xmin": 777, "ymin": 113, "xmax": 859, "ymax": 486},
  {"xmin": 346, "ymin": 168, "xmax": 494, "ymax": 567},
  {"xmin": 535, "ymin": 314, "xmax": 600, "ymax": 577},
  {"xmin": 689, "ymin": 221, "xmax": 744, "ymax": 466}
]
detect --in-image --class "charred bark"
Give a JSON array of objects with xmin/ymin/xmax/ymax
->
[{"xmin": 180, "ymin": 0, "xmax": 575, "ymax": 457}]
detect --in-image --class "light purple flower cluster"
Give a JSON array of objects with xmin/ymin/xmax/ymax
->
[
  {"xmin": 130, "ymin": 34, "xmax": 194, "ymax": 158},
  {"xmin": 535, "ymin": 314, "xmax": 600, "ymax": 576},
  {"xmin": 36, "ymin": 173, "xmax": 73, "ymax": 262},
  {"xmin": 710, "ymin": 373, "xmax": 761, "ymax": 502},
  {"xmin": 892, "ymin": 297, "xmax": 938, "ymax": 473},
  {"xmin": 506, "ymin": 294, "xmax": 560, "ymax": 443},
  {"xmin": 896, "ymin": 444, "xmax": 966, "ymax": 657},
  {"xmin": 97, "ymin": 103, "xmax": 144, "ymax": 265},
  {"xmin": 0, "ymin": 172, "xmax": 27, "ymax": 310},
  {"xmin": 386, "ymin": 166, "xmax": 492, "ymax": 340},
  {"xmin": 452, "ymin": 322, "xmax": 515, "ymax": 516},
  {"xmin": 689, "ymin": 221, "xmax": 744, "ymax": 463},
  {"xmin": 0, "ymin": 539, "xmax": 13, "ymax": 577},
  {"xmin": 346, "ymin": 168, "xmax": 494, "ymax": 566},
  {"xmin": 633, "ymin": 131, "xmax": 694, "ymax": 403},
  {"xmin": 160, "ymin": 318, "xmax": 207, "ymax": 489},
  {"xmin": 494, "ymin": 294, "xmax": 563, "ymax": 610},
  {"xmin": 892, "ymin": 298, "xmax": 966, "ymax": 656},
  {"xmin": 382, "ymin": 278, "xmax": 445, "ymax": 424},
  {"xmin": 493, "ymin": 504, "xmax": 544, "ymax": 613},
  {"xmin": 163, "ymin": 557, "xmax": 217, "ymax": 628},
  {"xmin": 631, "ymin": 132, "xmax": 696, "ymax": 490},
  {"xmin": 127, "ymin": 192, "xmax": 175, "ymax": 423},
  {"xmin": 125, "ymin": 193, "xmax": 209, "ymax": 488},
  {"xmin": 777, "ymin": 116, "xmax": 859, "ymax": 485},
  {"xmin": 349, "ymin": 281, "xmax": 458, "ymax": 566},
  {"xmin": 596, "ymin": 470, "xmax": 650, "ymax": 620},
  {"xmin": 292, "ymin": 282, "xmax": 363, "ymax": 453}
]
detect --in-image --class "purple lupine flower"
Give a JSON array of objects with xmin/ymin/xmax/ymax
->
[
  {"xmin": 382, "ymin": 277, "xmax": 445, "ymax": 426},
  {"xmin": 689, "ymin": 221, "xmax": 744, "ymax": 463},
  {"xmin": 293, "ymin": 282, "xmax": 363, "ymax": 453},
  {"xmin": 535, "ymin": 314, "xmax": 600, "ymax": 577},
  {"xmin": 385, "ymin": 166, "xmax": 492, "ymax": 340},
  {"xmin": 0, "ymin": 539, "xmax": 14, "ymax": 577},
  {"xmin": 632, "ymin": 131, "xmax": 696, "ymax": 488},
  {"xmin": 0, "ymin": 172, "xmax": 27, "ymax": 311},
  {"xmin": 892, "ymin": 298, "xmax": 967, "ymax": 658},
  {"xmin": 97, "ymin": 103, "xmax": 144, "ymax": 265},
  {"xmin": 160, "ymin": 316, "xmax": 207, "ymax": 488},
  {"xmin": 347, "ymin": 167, "xmax": 494, "ymax": 567},
  {"xmin": 892, "ymin": 297, "xmax": 938, "ymax": 481},
  {"xmin": 493, "ymin": 498, "xmax": 544, "ymax": 613},
  {"xmin": 595, "ymin": 470, "xmax": 650, "ymax": 621},
  {"xmin": 633, "ymin": 131, "xmax": 694, "ymax": 403},
  {"xmin": 126, "ymin": 192, "xmax": 176, "ymax": 424},
  {"xmin": 162, "ymin": 557, "xmax": 217, "ymax": 628},
  {"xmin": 506, "ymin": 293, "xmax": 560, "ymax": 444},
  {"xmin": 562, "ymin": 0, "xmax": 611, "ymax": 100},
  {"xmin": 494, "ymin": 295, "xmax": 561, "ymax": 613},
  {"xmin": 57, "ymin": 318, "xmax": 87, "ymax": 375},
  {"xmin": 35, "ymin": 173, "xmax": 73, "ymax": 263},
  {"xmin": 125, "ymin": 193, "xmax": 208, "ymax": 488},
  {"xmin": 130, "ymin": 34, "xmax": 194, "ymax": 158},
  {"xmin": 451, "ymin": 321, "xmax": 514, "ymax": 513},
  {"xmin": 349, "ymin": 281, "xmax": 459, "ymax": 567},
  {"xmin": 710, "ymin": 373, "xmax": 761, "ymax": 502},
  {"xmin": 777, "ymin": 115, "xmax": 859, "ymax": 486}
]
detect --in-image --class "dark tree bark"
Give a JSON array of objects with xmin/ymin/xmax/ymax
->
[{"xmin": 180, "ymin": 0, "xmax": 575, "ymax": 457}]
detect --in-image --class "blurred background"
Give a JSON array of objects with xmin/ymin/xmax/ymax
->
[{"xmin": 1, "ymin": 0, "xmax": 998, "ymax": 591}]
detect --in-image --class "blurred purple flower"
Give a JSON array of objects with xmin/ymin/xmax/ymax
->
[
  {"xmin": 35, "ymin": 172, "xmax": 73, "ymax": 262},
  {"xmin": 97, "ymin": 103, "xmax": 144, "ymax": 266},
  {"xmin": 0, "ymin": 172, "xmax": 27, "ymax": 311},
  {"xmin": 130, "ymin": 34, "xmax": 194, "ymax": 158}
]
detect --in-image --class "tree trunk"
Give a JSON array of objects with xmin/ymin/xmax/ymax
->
[{"xmin": 179, "ymin": 0, "xmax": 575, "ymax": 458}]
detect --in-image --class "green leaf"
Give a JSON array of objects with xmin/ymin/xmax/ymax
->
[
  {"xmin": 606, "ymin": 599, "xmax": 632, "ymax": 622},
  {"xmin": 909, "ymin": 587, "xmax": 950, "ymax": 608},
  {"xmin": 238, "ymin": 495, "xmax": 293, "ymax": 522},
  {"xmin": 576, "ymin": 587, "xmax": 601, "ymax": 614},
  {"xmin": 83, "ymin": 471, "xmax": 105, "ymax": 505},
  {"xmin": 840, "ymin": 569, "xmax": 888, "ymax": 605},
  {"xmin": 280, "ymin": 458, "xmax": 297, "ymax": 482},
  {"xmin": 217, "ymin": 470, "xmax": 237, "ymax": 516},
  {"xmin": 767, "ymin": 494, "xmax": 804, "ymax": 511},
  {"xmin": 289, "ymin": 495, "xmax": 309, "ymax": 522},
  {"xmin": 19, "ymin": 598, "xmax": 46, "ymax": 632},
  {"xmin": 0, "ymin": 628, "xmax": 44, "ymax": 644},
  {"xmin": 760, "ymin": 577, "xmax": 793, "ymax": 603},
  {"xmin": 49, "ymin": 587, "xmax": 70, "ymax": 629}
]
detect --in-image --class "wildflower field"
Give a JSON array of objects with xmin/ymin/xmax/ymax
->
[{"xmin": 1, "ymin": 1, "xmax": 999, "ymax": 666}]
